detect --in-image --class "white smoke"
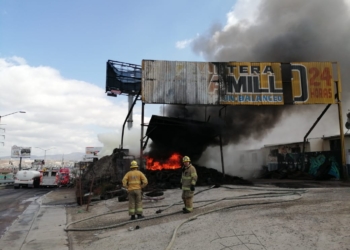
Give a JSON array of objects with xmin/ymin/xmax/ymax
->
[{"xmin": 191, "ymin": 0, "xmax": 350, "ymax": 175}]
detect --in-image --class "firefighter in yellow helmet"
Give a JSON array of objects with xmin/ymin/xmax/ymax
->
[
  {"xmin": 180, "ymin": 156, "xmax": 198, "ymax": 213},
  {"xmin": 122, "ymin": 160, "xmax": 148, "ymax": 220}
]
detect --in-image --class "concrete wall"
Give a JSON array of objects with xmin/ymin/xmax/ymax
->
[{"xmin": 309, "ymin": 139, "xmax": 323, "ymax": 151}]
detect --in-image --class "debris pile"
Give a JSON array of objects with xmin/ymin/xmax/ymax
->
[
  {"xmin": 75, "ymin": 152, "xmax": 253, "ymax": 205},
  {"xmin": 145, "ymin": 165, "xmax": 253, "ymax": 190}
]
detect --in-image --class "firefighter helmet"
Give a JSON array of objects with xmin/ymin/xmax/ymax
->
[
  {"xmin": 182, "ymin": 156, "xmax": 191, "ymax": 162},
  {"xmin": 130, "ymin": 160, "xmax": 138, "ymax": 168}
]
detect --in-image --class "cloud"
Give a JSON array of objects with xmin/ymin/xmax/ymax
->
[{"xmin": 0, "ymin": 56, "xmax": 146, "ymax": 159}]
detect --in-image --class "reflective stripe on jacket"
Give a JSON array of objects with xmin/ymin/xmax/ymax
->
[
  {"xmin": 181, "ymin": 164, "xmax": 197, "ymax": 190},
  {"xmin": 122, "ymin": 170, "xmax": 148, "ymax": 191}
]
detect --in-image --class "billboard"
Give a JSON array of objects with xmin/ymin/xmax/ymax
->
[
  {"xmin": 105, "ymin": 60, "xmax": 142, "ymax": 96},
  {"xmin": 11, "ymin": 145, "xmax": 31, "ymax": 158},
  {"xmin": 85, "ymin": 147, "xmax": 102, "ymax": 158},
  {"xmin": 33, "ymin": 159, "xmax": 45, "ymax": 165},
  {"xmin": 142, "ymin": 60, "xmax": 339, "ymax": 105}
]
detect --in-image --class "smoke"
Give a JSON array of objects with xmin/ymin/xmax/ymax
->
[
  {"xmin": 192, "ymin": 0, "xmax": 350, "ymax": 94},
  {"xmin": 97, "ymin": 127, "xmax": 143, "ymax": 159},
  {"xmin": 163, "ymin": 105, "xmax": 291, "ymax": 145},
  {"xmin": 198, "ymin": 0, "xmax": 350, "ymax": 173},
  {"xmin": 188, "ymin": 0, "xmax": 350, "ymax": 142},
  {"xmin": 151, "ymin": 0, "xmax": 350, "ymax": 175}
]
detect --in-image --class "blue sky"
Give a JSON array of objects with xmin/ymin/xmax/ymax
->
[
  {"xmin": 0, "ymin": 0, "xmax": 238, "ymax": 159},
  {"xmin": 1, "ymin": 0, "xmax": 233, "ymax": 87}
]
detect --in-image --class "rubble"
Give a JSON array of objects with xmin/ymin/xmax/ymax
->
[
  {"xmin": 145, "ymin": 165, "xmax": 253, "ymax": 190},
  {"xmin": 74, "ymin": 150, "xmax": 253, "ymax": 205}
]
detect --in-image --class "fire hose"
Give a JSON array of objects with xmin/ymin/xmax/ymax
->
[
  {"xmin": 65, "ymin": 188, "xmax": 306, "ymax": 232},
  {"xmin": 155, "ymin": 184, "xmax": 218, "ymax": 214},
  {"xmin": 165, "ymin": 188, "xmax": 306, "ymax": 250},
  {"xmin": 64, "ymin": 186, "xmax": 306, "ymax": 249}
]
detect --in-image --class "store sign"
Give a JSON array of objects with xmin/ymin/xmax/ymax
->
[{"xmin": 11, "ymin": 145, "xmax": 31, "ymax": 158}]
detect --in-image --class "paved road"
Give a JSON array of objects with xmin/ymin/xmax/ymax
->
[{"xmin": 0, "ymin": 186, "xmax": 52, "ymax": 238}]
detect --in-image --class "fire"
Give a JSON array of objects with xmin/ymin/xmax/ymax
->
[{"xmin": 146, "ymin": 153, "xmax": 182, "ymax": 171}]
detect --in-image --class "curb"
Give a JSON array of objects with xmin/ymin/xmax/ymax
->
[
  {"xmin": 0, "ymin": 181, "xmax": 14, "ymax": 186},
  {"xmin": 0, "ymin": 182, "xmax": 15, "ymax": 189}
]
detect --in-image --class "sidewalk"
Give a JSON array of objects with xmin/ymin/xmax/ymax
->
[{"xmin": 0, "ymin": 188, "xmax": 75, "ymax": 250}]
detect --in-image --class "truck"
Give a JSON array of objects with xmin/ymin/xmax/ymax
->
[
  {"xmin": 56, "ymin": 168, "xmax": 70, "ymax": 186},
  {"xmin": 14, "ymin": 170, "xmax": 41, "ymax": 189},
  {"xmin": 39, "ymin": 167, "xmax": 59, "ymax": 187}
]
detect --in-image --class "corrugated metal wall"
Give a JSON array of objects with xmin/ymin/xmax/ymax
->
[
  {"xmin": 142, "ymin": 60, "xmax": 339, "ymax": 106},
  {"xmin": 142, "ymin": 60, "xmax": 211, "ymax": 104}
]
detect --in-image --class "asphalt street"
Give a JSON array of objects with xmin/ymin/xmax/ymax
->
[{"xmin": 0, "ymin": 186, "xmax": 51, "ymax": 239}]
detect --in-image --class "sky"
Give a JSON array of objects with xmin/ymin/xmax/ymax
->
[
  {"xmin": 1, "ymin": 0, "xmax": 350, "ymax": 167},
  {"xmin": 0, "ymin": 0, "xmax": 234, "ymax": 159}
]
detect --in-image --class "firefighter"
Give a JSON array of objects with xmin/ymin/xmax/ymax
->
[
  {"xmin": 122, "ymin": 160, "xmax": 148, "ymax": 220},
  {"xmin": 180, "ymin": 156, "xmax": 198, "ymax": 213}
]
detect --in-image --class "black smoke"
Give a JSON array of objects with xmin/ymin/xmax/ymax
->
[
  {"xmin": 188, "ymin": 0, "xmax": 350, "ymax": 142},
  {"xmin": 148, "ymin": 0, "xmax": 350, "ymax": 161},
  {"xmin": 145, "ymin": 104, "xmax": 293, "ymax": 162},
  {"xmin": 192, "ymin": 0, "xmax": 350, "ymax": 94},
  {"xmin": 163, "ymin": 105, "xmax": 289, "ymax": 145}
]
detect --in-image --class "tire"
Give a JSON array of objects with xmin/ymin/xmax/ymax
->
[{"xmin": 33, "ymin": 178, "xmax": 40, "ymax": 188}]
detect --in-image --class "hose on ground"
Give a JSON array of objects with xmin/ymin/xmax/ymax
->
[
  {"xmin": 156, "ymin": 185, "xmax": 217, "ymax": 214},
  {"xmin": 165, "ymin": 195, "xmax": 303, "ymax": 250},
  {"xmin": 64, "ymin": 185, "xmax": 282, "ymax": 232},
  {"xmin": 65, "ymin": 190, "xmax": 300, "ymax": 232},
  {"xmin": 64, "ymin": 185, "xmax": 306, "ymax": 232},
  {"xmin": 65, "ymin": 187, "xmax": 305, "ymax": 232}
]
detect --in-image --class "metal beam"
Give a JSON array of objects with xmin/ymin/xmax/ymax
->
[{"xmin": 301, "ymin": 104, "xmax": 331, "ymax": 171}]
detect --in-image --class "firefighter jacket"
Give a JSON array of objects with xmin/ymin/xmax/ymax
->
[
  {"xmin": 122, "ymin": 169, "xmax": 148, "ymax": 191},
  {"xmin": 181, "ymin": 164, "xmax": 198, "ymax": 190}
]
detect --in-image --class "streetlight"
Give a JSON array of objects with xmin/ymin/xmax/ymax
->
[
  {"xmin": 35, "ymin": 147, "xmax": 56, "ymax": 161},
  {"xmin": 0, "ymin": 111, "xmax": 26, "ymax": 170},
  {"xmin": 0, "ymin": 111, "xmax": 26, "ymax": 124}
]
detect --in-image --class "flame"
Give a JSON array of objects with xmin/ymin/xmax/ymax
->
[{"xmin": 146, "ymin": 153, "xmax": 182, "ymax": 171}]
